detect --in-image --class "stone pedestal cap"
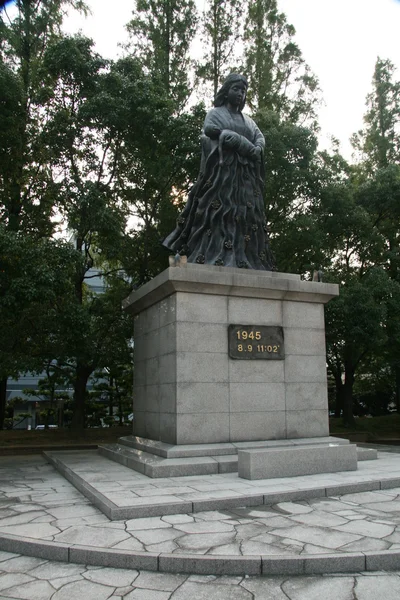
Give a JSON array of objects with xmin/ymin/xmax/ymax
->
[{"xmin": 123, "ymin": 264, "xmax": 339, "ymax": 316}]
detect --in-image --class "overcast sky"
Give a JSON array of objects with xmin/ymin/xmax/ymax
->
[{"xmin": 62, "ymin": 0, "xmax": 400, "ymax": 159}]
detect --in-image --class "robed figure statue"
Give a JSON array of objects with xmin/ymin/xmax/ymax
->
[{"xmin": 163, "ymin": 74, "xmax": 275, "ymax": 270}]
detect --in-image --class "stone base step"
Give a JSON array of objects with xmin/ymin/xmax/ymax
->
[
  {"xmin": 117, "ymin": 435, "xmax": 350, "ymax": 458},
  {"xmin": 98, "ymin": 444, "xmax": 238, "ymax": 478},
  {"xmin": 99, "ymin": 438, "xmax": 376, "ymax": 478}
]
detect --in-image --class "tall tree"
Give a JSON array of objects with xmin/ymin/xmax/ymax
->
[
  {"xmin": 197, "ymin": 0, "xmax": 243, "ymax": 98},
  {"xmin": 0, "ymin": 0, "xmax": 86, "ymax": 426},
  {"xmin": 126, "ymin": 0, "xmax": 198, "ymax": 108},
  {"xmin": 243, "ymin": 0, "xmax": 319, "ymax": 126},
  {"xmin": 352, "ymin": 58, "xmax": 400, "ymax": 411}
]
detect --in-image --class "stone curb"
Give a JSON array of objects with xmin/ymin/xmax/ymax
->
[
  {"xmin": 0, "ymin": 532, "xmax": 399, "ymax": 576},
  {"xmin": 44, "ymin": 452, "xmax": 400, "ymax": 520}
]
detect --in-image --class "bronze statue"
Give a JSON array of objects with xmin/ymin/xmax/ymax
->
[{"xmin": 163, "ymin": 74, "xmax": 275, "ymax": 270}]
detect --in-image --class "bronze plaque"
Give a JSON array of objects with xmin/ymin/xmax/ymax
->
[{"xmin": 228, "ymin": 325, "xmax": 284, "ymax": 360}]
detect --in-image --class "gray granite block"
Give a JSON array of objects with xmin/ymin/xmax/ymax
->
[
  {"xmin": 284, "ymin": 355, "xmax": 328, "ymax": 383},
  {"xmin": 167, "ymin": 442, "xmax": 236, "ymax": 458},
  {"xmin": 145, "ymin": 303, "xmax": 160, "ymax": 332},
  {"xmin": 146, "ymin": 456, "xmax": 219, "ymax": 478},
  {"xmin": 133, "ymin": 362, "xmax": 146, "ymax": 386},
  {"xmin": 144, "ymin": 329, "xmax": 160, "ymax": 359},
  {"xmin": 159, "ymin": 295, "xmax": 176, "ymax": 327},
  {"xmin": 158, "ymin": 322, "xmax": 176, "ymax": 355},
  {"xmin": 263, "ymin": 487, "xmax": 327, "ymax": 505},
  {"xmin": 176, "ymin": 351, "xmax": 229, "ymax": 383},
  {"xmin": 133, "ymin": 411, "xmax": 146, "ymax": 438},
  {"xmin": 239, "ymin": 444, "xmax": 357, "ymax": 480},
  {"xmin": 145, "ymin": 385, "xmax": 160, "ymax": 412},
  {"xmin": 365, "ymin": 550, "xmax": 400, "ymax": 572},
  {"xmin": 176, "ymin": 413, "xmax": 230, "ymax": 445},
  {"xmin": 69, "ymin": 545, "xmax": 159, "ymax": 571},
  {"xmin": 380, "ymin": 477, "xmax": 400, "ymax": 490},
  {"xmin": 0, "ymin": 535, "xmax": 69, "ymax": 562},
  {"xmin": 98, "ymin": 445, "xmax": 145, "ymax": 475},
  {"xmin": 283, "ymin": 301, "xmax": 325, "ymax": 329},
  {"xmin": 159, "ymin": 413, "xmax": 177, "ymax": 444},
  {"xmin": 159, "ymin": 384, "xmax": 176, "ymax": 413},
  {"xmin": 133, "ymin": 386, "xmax": 146, "ymax": 412},
  {"xmin": 159, "ymin": 353, "xmax": 177, "ymax": 384},
  {"xmin": 292, "ymin": 436, "xmax": 349, "ymax": 446},
  {"xmin": 145, "ymin": 411, "xmax": 160, "ymax": 440},
  {"xmin": 229, "ymin": 383, "xmax": 285, "ymax": 413},
  {"xmin": 176, "ymin": 292, "xmax": 228, "ymax": 324},
  {"xmin": 285, "ymin": 409, "xmax": 329, "ymax": 438},
  {"xmin": 325, "ymin": 481, "xmax": 381, "ymax": 496},
  {"xmin": 134, "ymin": 312, "xmax": 146, "ymax": 337},
  {"xmin": 176, "ymin": 382, "xmax": 229, "ymax": 414},
  {"xmin": 284, "ymin": 328, "xmax": 326, "ymax": 356},
  {"xmin": 159, "ymin": 553, "xmax": 261, "ymax": 576},
  {"xmin": 146, "ymin": 357, "xmax": 160, "ymax": 385},
  {"xmin": 230, "ymin": 411, "xmax": 286, "ymax": 442},
  {"xmin": 227, "ymin": 297, "xmax": 282, "ymax": 325},
  {"xmin": 303, "ymin": 553, "xmax": 365, "ymax": 574},
  {"xmin": 262, "ymin": 555, "xmax": 303, "ymax": 576},
  {"xmin": 192, "ymin": 494, "xmax": 263, "ymax": 513},
  {"xmin": 357, "ymin": 447, "xmax": 378, "ymax": 461},
  {"xmin": 215, "ymin": 455, "xmax": 238, "ymax": 473},
  {"xmin": 228, "ymin": 359, "xmax": 284, "ymax": 384},
  {"xmin": 285, "ymin": 383, "xmax": 328, "ymax": 411},
  {"xmin": 176, "ymin": 322, "xmax": 227, "ymax": 353},
  {"xmin": 109, "ymin": 500, "xmax": 193, "ymax": 520}
]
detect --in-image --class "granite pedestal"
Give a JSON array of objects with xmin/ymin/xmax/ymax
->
[{"xmin": 110, "ymin": 264, "xmax": 347, "ymax": 477}]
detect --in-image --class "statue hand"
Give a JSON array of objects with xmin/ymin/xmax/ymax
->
[
  {"xmin": 222, "ymin": 131, "xmax": 241, "ymax": 149},
  {"xmin": 249, "ymin": 146, "xmax": 262, "ymax": 162}
]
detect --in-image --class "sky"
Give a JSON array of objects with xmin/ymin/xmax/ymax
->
[{"xmin": 30, "ymin": 0, "xmax": 400, "ymax": 159}]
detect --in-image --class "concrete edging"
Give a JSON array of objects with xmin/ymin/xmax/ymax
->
[{"xmin": 0, "ymin": 531, "xmax": 399, "ymax": 576}]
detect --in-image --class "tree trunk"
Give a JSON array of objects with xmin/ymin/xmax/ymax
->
[
  {"xmin": 342, "ymin": 361, "xmax": 356, "ymax": 428},
  {"xmin": 396, "ymin": 367, "xmax": 400, "ymax": 414},
  {"xmin": 70, "ymin": 364, "xmax": 92, "ymax": 433},
  {"xmin": 335, "ymin": 383, "xmax": 344, "ymax": 418},
  {"xmin": 0, "ymin": 377, "xmax": 7, "ymax": 430}
]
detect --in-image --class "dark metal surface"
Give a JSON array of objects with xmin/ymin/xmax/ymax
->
[
  {"xmin": 163, "ymin": 74, "xmax": 275, "ymax": 271},
  {"xmin": 228, "ymin": 325, "xmax": 285, "ymax": 360}
]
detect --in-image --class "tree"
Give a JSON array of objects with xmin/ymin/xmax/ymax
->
[
  {"xmin": 197, "ymin": 0, "xmax": 243, "ymax": 98},
  {"xmin": 352, "ymin": 58, "xmax": 400, "ymax": 411},
  {"xmin": 0, "ymin": 0, "xmax": 87, "ymax": 234},
  {"xmin": 243, "ymin": 0, "xmax": 319, "ymax": 126},
  {"xmin": 126, "ymin": 0, "xmax": 198, "ymax": 108},
  {"xmin": 0, "ymin": 1, "xmax": 87, "ymax": 428},
  {"xmin": 0, "ymin": 227, "xmax": 80, "ymax": 429},
  {"xmin": 36, "ymin": 35, "xmax": 138, "ymax": 431}
]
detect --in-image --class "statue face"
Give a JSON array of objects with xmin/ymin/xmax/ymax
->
[{"xmin": 226, "ymin": 81, "xmax": 246, "ymax": 109}]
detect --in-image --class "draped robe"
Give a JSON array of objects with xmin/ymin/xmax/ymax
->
[{"xmin": 163, "ymin": 105, "xmax": 274, "ymax": 270}]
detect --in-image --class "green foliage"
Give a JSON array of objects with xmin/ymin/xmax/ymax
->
[
  {"xmin": 126, "ymin": 0, "xmax": 198, "ymax": 107},
  {"xmin": 197, "ymin": 0, "xmax": 244, "ymax": 98},
  {"xmin": 243, "ymin": 0, "xmax": 320, "ymax": 126}
]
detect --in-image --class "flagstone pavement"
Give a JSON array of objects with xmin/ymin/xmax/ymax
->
[{"xmin": 0, "ymin": 451, "xmax": 400, "ymax": 598}]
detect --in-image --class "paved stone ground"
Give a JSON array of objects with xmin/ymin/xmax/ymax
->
[
  {"xmin": 1, "ymin": 455, "xmax": 400, "ymax": 557},
  {"xmin": 0, "ymin": 550, "xmax": 399, "ymax": 599}
]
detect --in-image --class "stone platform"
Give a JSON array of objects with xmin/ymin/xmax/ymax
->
[
  {"xmin": 0, "ymin": 451, "xmax": 400, "ymax": 577},
  {"xmin": 97, "ymin": 435, "xmax": 375, "ymax": 479}
]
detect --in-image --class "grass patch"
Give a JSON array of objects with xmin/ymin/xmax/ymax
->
[
  {"xmin": 330, "ymin": 413, "xmax": 400, "ymax": 438},
  {"xmin": 0, "ymin": 426, "xmax": 130, "ymax": 447}
]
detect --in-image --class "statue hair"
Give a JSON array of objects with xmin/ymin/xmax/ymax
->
[{"xmin": 214, "ymin": 74, "xmax": 248, "ymax": 111}]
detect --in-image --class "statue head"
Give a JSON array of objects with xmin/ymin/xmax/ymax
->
[{"xmin": 214, "ymin": 74, "xmax": 248, "ymax": 111}]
